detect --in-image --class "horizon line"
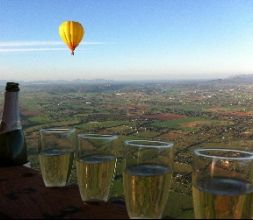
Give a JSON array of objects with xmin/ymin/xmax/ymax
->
[{"xmin": 0, "ymin": 75, "xmax": 249, "ymax": 84}]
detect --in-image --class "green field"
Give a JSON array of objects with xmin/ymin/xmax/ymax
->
[{"xmin": 1, "ymin": 81, "xmax": 253, "ymax": 218}]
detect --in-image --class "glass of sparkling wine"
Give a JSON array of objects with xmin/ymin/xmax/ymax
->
[
  {"xmin": 38, "ymin": 128, "xmax": 76, "ymax": 187},
  {"xmin": 192, "ymin": 148, "xmax": 253, "ymax": 219},
  {"xmin": 76, "ymin": 134, "xmax": 118, "ymax": 202},
  {"xmin": 123, "ymin": 139, "xmax": 174, "ymax": 219}
]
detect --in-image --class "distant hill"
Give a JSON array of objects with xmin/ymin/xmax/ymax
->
[
  {"xmin": 21, "ymin": 79, "xmax": 116, "ymax": 85},
  {"xmin": 228, "ymin": 74, "xmax": 253, "ymax": 83},
  {"xmin": 209, "ymin": 74, "xmax": 253, "ymax": 84},
  {"xmin": 1, "ymin": 74, "xmax": 253, "ymax": 86}
]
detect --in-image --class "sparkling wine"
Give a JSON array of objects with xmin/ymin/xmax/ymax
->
[
  {"xmin": 39, "ymin": 149, "xmax": 74, "ymax": 187},
  {"xmin": 123, "ymin": 164, "xmax": 172, "ymax": 219},
  {"xmin": 192, "ymin": 177, "xmax": 253, "ymax": 219},
  {"xmin": 0, "ymin": 82, "xmax": 27, "ymax": 166},
  {"xmin": 76, "ymin": 154, "xmax": 117, "ymax": 202}
]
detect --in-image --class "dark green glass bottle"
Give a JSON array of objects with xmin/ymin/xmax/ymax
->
[{"xmin": 0, "ymin": 82, "xmax": 28, "ymax": 166}]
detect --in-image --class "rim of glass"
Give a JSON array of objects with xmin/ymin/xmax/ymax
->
[
  {"xmin": 124, "ymin": 139, "xmax": 174, "ymax": 149},
  {"xmin": 194, "ymin": 148, "xmax": 253, "ymax": 160},
  {"xmin": 78, "ymin": 133, "xmax": 118, "ymax": 140},
  {"xmin": 40, "ymin": 128, "xmax": 76, "ymax": 133}
]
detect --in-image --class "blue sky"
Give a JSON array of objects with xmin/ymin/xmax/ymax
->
[{"xmin": 1, "ymin": 0, "xmax": 253, "ymax": 81}]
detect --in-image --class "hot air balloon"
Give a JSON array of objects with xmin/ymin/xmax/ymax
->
[{"xmin": 59, "ymin": 21, "xmax": 84, "ymax": 55}]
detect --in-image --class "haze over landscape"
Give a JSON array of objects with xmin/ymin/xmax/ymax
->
[{"xmin": 1, "ymin": 0, "xmax": 253, "ymax": 81}]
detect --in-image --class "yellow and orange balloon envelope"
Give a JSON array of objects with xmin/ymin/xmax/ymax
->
[{"xmin": 59, "ymin": 21, "xmax": 85, "ymax": 55}]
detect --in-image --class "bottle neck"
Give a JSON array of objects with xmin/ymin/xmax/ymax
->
[{"xmin": 0, "ymin": 91, "xmax": 21, "ymax": 134}]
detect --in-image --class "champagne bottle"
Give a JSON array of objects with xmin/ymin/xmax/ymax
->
[{"xmin": 0, "ymin": 82, "xmax": 28, "ymax": 166}]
